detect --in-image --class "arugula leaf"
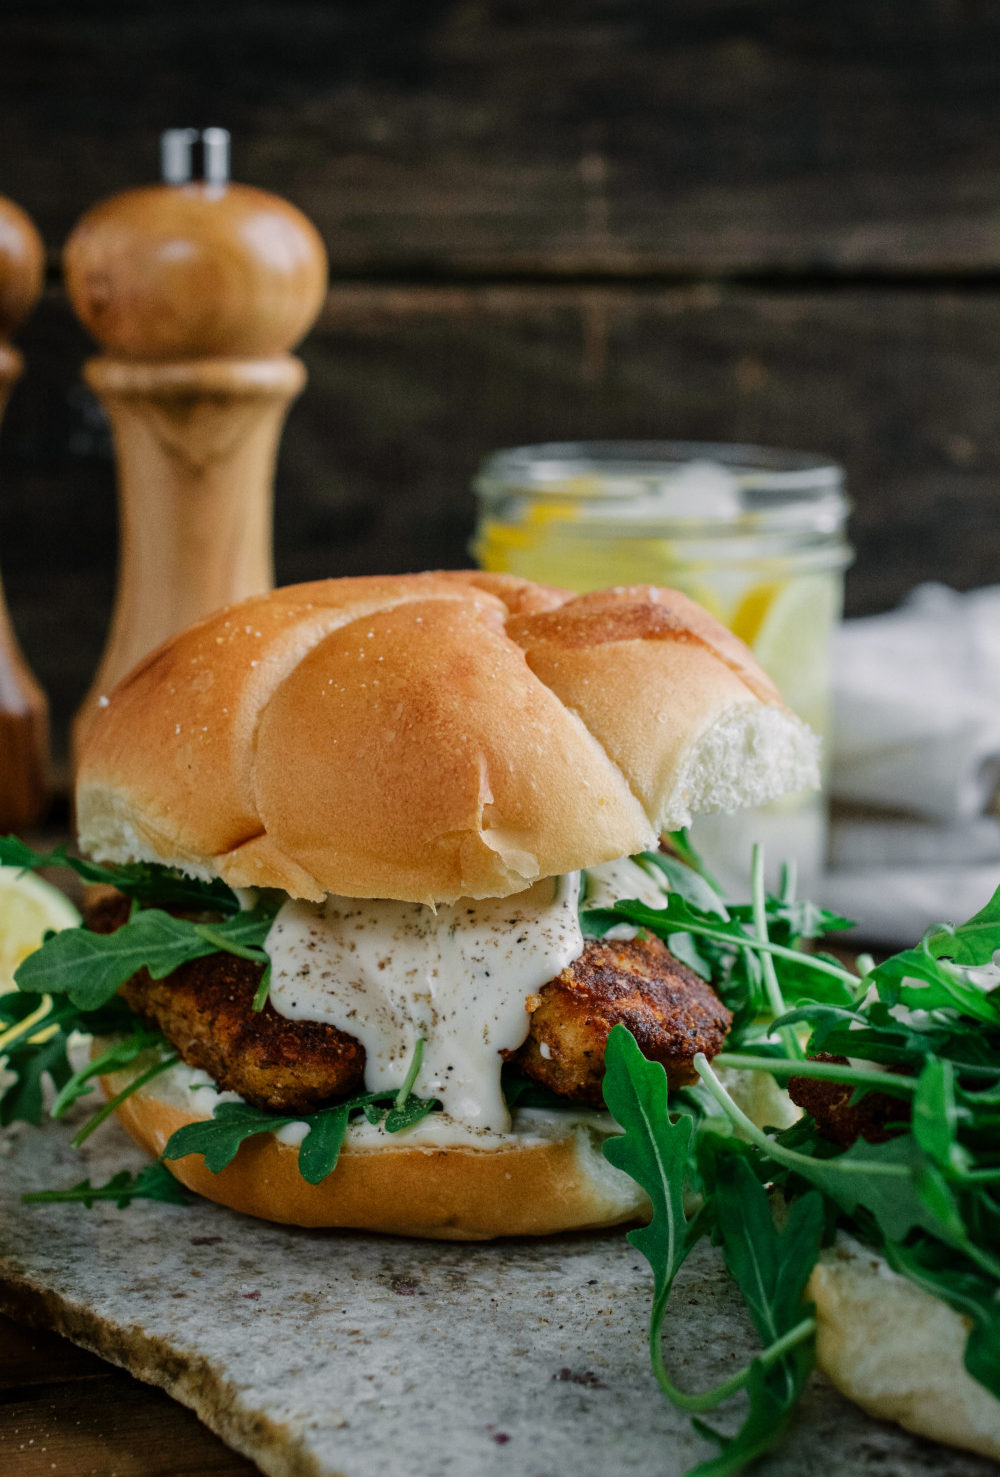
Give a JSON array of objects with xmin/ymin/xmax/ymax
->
[
  {"xmin": 383, "ymin": 1095, "xmax": 438, "ymax": 1134},
  {"xmin": 926, "ymin": 883, "xmax": 1000, "ymax": 967},
  {"xmin": 0, "ymin": 1031, "xmax": 74, "ymax": 1127},
  {"xmin": 0, "ymin": 988, "xmax": 52, "ymax": 1031},
  {"xmin": 297, "ymin": 1107, "xmax": 351, "ymax": 1184},
  {"xmin": 777, "ymin": 998, "xmax": 1000, "ymax": 1078},
  {"xmin": 603, "ymin": 1027, "xmax": 820, "ymax": 1476},
  {"xmin": 681, "ymin": 1161, "xmax": 821, "ymax": 1475},
  {"xmin": 911, "ymin": 1058, "xmax": 971, "ymax": 1176},
  {"xmin": 621, "ymin": 851, "xmax": 728, "ymax": 977},
  {"xmin": 251, "ymin": 965, "xmax": 271, "ymax": 1012},
  {"xmin": 162, "ymin": 1052, "xmax": 441, "ymax": 1186},
  {"xmin": 661, "ymin": 828, "xmax": 723, "ymax": 893},
  {"xmin": 22, "ymin": 1164, "xmax": 191, "ymax": 1208},
  {"xmin": 72, "ymin": 1053, "xmax": 180, "ymax": 1148},
  {"xmin": 698, "ymin": 1059, "xmax": 948, "ymax": 1240},
  {"xmin": 713, "ymin": 1050, "xmax": 914, "ymax": 1102},
  {"xmin": 872, "ymin": 944, "xmax": 1000, "ymax": 1024},
  {"xmin": 0, "ymin": 835, "xmax": 241, "ymax": 915},
  {"xmin": 165, "ymin": 1100, "xmax": 301, "ymax": 1173},
  {"xmin": 14, "ymin": 910, "xmax": 211, "ymax": 1008},
  {"xmin": 0, "ymin": 990, "xmax": 143, "ymax": 1131},
  {"xmin": 712, "ymin": 1160, "xmax": 823, "ymax": 1354},
  {"xmin": 50, "ymin": 1028, "xmax": 166, "ymax": 1119},
  {"xmin": 700, "ymin": 1056, "xmax": 1000, "ymax": 1286},
  {"xmin": 601, "ymin": 1023, "xmax": 695, "ymax": 1359},
  {"xmin": 14, "ymin": 904, "xmax": 276, "ymax": 1010},
  {"xmin": 590, "ymin": 858, "xmax": 1000, "ymax": 1475},
  {"xmin": 726, "ymin": 898, "xmax": 853, "ymax": 944},
  {"xmin": 191, "ymin": 909, "xmax": 278, "ymax": 956},
  {"xmin": 689, "ymin": 1359, "xmax": 811, "ymax": 1477},
  {"xmin": 501, "ymin": 1070, "xmax": 568, "ymax": 1111}
]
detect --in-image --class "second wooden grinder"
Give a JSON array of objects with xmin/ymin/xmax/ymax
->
[{"xmin": 65, "ymin": 127, "xmax": 328, "ymax": 751}]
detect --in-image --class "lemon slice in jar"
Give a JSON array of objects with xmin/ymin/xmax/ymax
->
[
  {"xmin": 0, "ymin": 866, "xmax": 80, "ymax": 993},
  {"xmin": 730, "ymin": 575, "xmax": 840, "ymax": 732},
  {"xmin": 474, "ymin": 477, "xmax": 595, "ymax": 586}
]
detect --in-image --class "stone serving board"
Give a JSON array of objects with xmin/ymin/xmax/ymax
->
[{"xmin": 0, "ymin": 1109, "xmax": 994, "ymax": 1477}]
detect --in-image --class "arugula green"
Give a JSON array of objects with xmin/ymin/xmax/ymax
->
[
  {"xmin": 0, "ymin": 835, "xmax": 242, "ymax": 915},
  {"xmin": 687, "ymin": 1160, "xmax": 823, "ymax": 1477},
  {"xmin": 21, "ymin": 1163, "xmax": 191, "ymax": 1208},
  {"xmin": 927, "ymin": 885, "xmax": 1000, "ymax": 966},
  {"xmin": 50, "ymin": 1029, "xmax": 167, "ymax": 1120},
  {"xmin": 886, "ymin": 1238, "xmax": 1000, "ymax": 1398},
  {"xmin": 695, "ymin": 1057, "xmax": 995, "ymax": 1261},
  {"xmin": 597, "ymin": 836, "xmax": 1000, "ymax": 1472},
  {"xmin": 1, "ymin": 987, "xmax": 137, "ymax": 1128},
  {"xmin": 601, "ymin": 1023, "xmax": 694, "ymax": 1397},
  {"xmin": 161, "ymin": 1061, "xmax": 438, "ymax": 1188},
  {"xmin": 1, "ymin": 1027, "xmax": 74, "ymax": 1128},
  {"xmin": 601, "ymin": 1027, "xmax": 822, "ymax": 1475},
  {"xmin": 14, "ymin": 903, "xmax": 278, "ymax": 1010},
  {"xmin": 582, "ymin": 848, "xmax": 857, "ymax": 1041}
]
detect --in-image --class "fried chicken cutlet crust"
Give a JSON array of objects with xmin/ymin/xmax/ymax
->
[
  {"xmin": 511, "ymin": 935, "xmax": 732, "ymax": 1106},
  {"xmin": 88, "ymin": 895, "xmax": 732, "ymax": 1115},
  {"xmin": 787, "ymin": 1053, "xmax": 910, "ymax": 1146},
  {"xmin": 87, "ymin": 891, "xmax": 366, "ymax": 1113},
  {"xmin": 121, "ymin": 959, "xmax": 368, "ymax": 1114}
]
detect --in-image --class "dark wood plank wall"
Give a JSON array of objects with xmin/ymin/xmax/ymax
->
[{"xmin": 2, "ymin": 0, "xmax": 1000, "ymax": 757}]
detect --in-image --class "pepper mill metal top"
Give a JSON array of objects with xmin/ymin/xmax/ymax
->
[
  {"xmin": 160, "ymin": 125, "xmax": 232, "ymax": 187},
  {"xmin": 64, "ymin": 127, "xmax": 328, "ymax": 361}
]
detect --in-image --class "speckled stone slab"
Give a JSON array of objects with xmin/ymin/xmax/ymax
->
[{"xmin": 0, "ymin": 1110, "xmax": 994, "ymax": 1477}]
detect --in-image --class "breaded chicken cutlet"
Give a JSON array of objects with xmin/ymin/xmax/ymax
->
[
  {"xmin": 787, "ymin": 1052, "xmax": 911, "ymax": 1146},
  {"xmin": 87, "ymin": 892, "xmax": 732, "ymax": 1115},
  {"xmin": 510, "ymin": 935, "xmax": 732, "ymax": 1105}
]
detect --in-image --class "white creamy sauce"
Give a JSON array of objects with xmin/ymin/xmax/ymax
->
[
  {"xmin": 582, "ymin": 855, "xmax": 668, "ymax": 913},
  {"xmin": 264, "ymin": 873, "xmax": 583, "ymax": 1134},
  {"xmin": 114, "ymin": 1053, "xmax": 617, "ymax": 1152},
  {"xmin": 581, "ymin": 855, "xmax": 669, "ymax": 939}
]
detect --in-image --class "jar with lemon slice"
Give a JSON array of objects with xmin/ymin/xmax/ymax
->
[{"xmin": 472, "ymin": 442, "xmax": 851, "ymax": 891}]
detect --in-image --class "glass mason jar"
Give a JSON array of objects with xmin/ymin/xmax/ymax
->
[{"xmin": 471, "ymin": 441, "xmax": 852, "ymax": 892}]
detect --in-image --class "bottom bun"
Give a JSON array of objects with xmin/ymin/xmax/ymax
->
[
  {"xmin": 101, "ymin": 1069, "xmax": 650, "ymax": 1240},
  {"xmin": 808, "ymin": 1234, "xmax": 1000, "ymax": 1461}
]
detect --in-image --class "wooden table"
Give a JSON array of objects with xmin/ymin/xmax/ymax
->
[{"xmin": 0, "ymin": 1312, "xmax": 257, "ymax": 1475}]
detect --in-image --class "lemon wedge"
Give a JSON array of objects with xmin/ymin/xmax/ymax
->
[
  {"xmin": 0, "ymin": 865, "xmax": 80, "ymax": 993},
  {"xmin": 730, "ymin": 574, "xmax": 841, "ymax": 731}
]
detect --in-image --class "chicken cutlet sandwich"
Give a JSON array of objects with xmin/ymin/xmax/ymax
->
[{"xmin": 57, "ymin": 571, "xmax": 818, "ymax": 1238}]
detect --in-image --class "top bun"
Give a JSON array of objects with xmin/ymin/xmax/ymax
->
[{"xmin": 75, "ymin": 572, "xmax": 819, "ymax": 904}]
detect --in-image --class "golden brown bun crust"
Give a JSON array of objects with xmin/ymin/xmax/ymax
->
[
  {"xmin": 106, "ymin": 1075, "xmax": 650, "ymax": 1240},
  {"xmin": 76, "ymin": 571, "xmax": 818, "ymax": 904},
  {"xmin": 809, "ymin": 1236, "xmax": 1000, "ymax": 1461}
]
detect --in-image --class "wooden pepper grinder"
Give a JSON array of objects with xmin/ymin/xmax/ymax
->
[
  {"xmin": 0, "ymin": 195, "xmax": 50, "ymax": 830},
  {"xmin": 65, "ymin": 128, "xmax": 328, "ymax": 754}
]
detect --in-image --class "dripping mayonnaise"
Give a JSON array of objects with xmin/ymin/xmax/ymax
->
[
  {"xmin": 262, "ymin": 857, "xmax": 667, "ymax": 1137},
  {"xmin": 264, "ymin": 872, "xmax": 584, "ymax": 1135}
]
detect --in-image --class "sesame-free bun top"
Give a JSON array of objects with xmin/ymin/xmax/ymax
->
[{"xmin": 75, "ymin": 571, "xmax": 819, "ymax": 904}]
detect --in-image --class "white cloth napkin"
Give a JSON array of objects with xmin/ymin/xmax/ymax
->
[
  {"xmin": 830, "ymin": 583, "xmax": 1000, "ymax": 821},
  {"xmin": 821, "ymin": 584, "xmax": 1000, "ymax": 943}
]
